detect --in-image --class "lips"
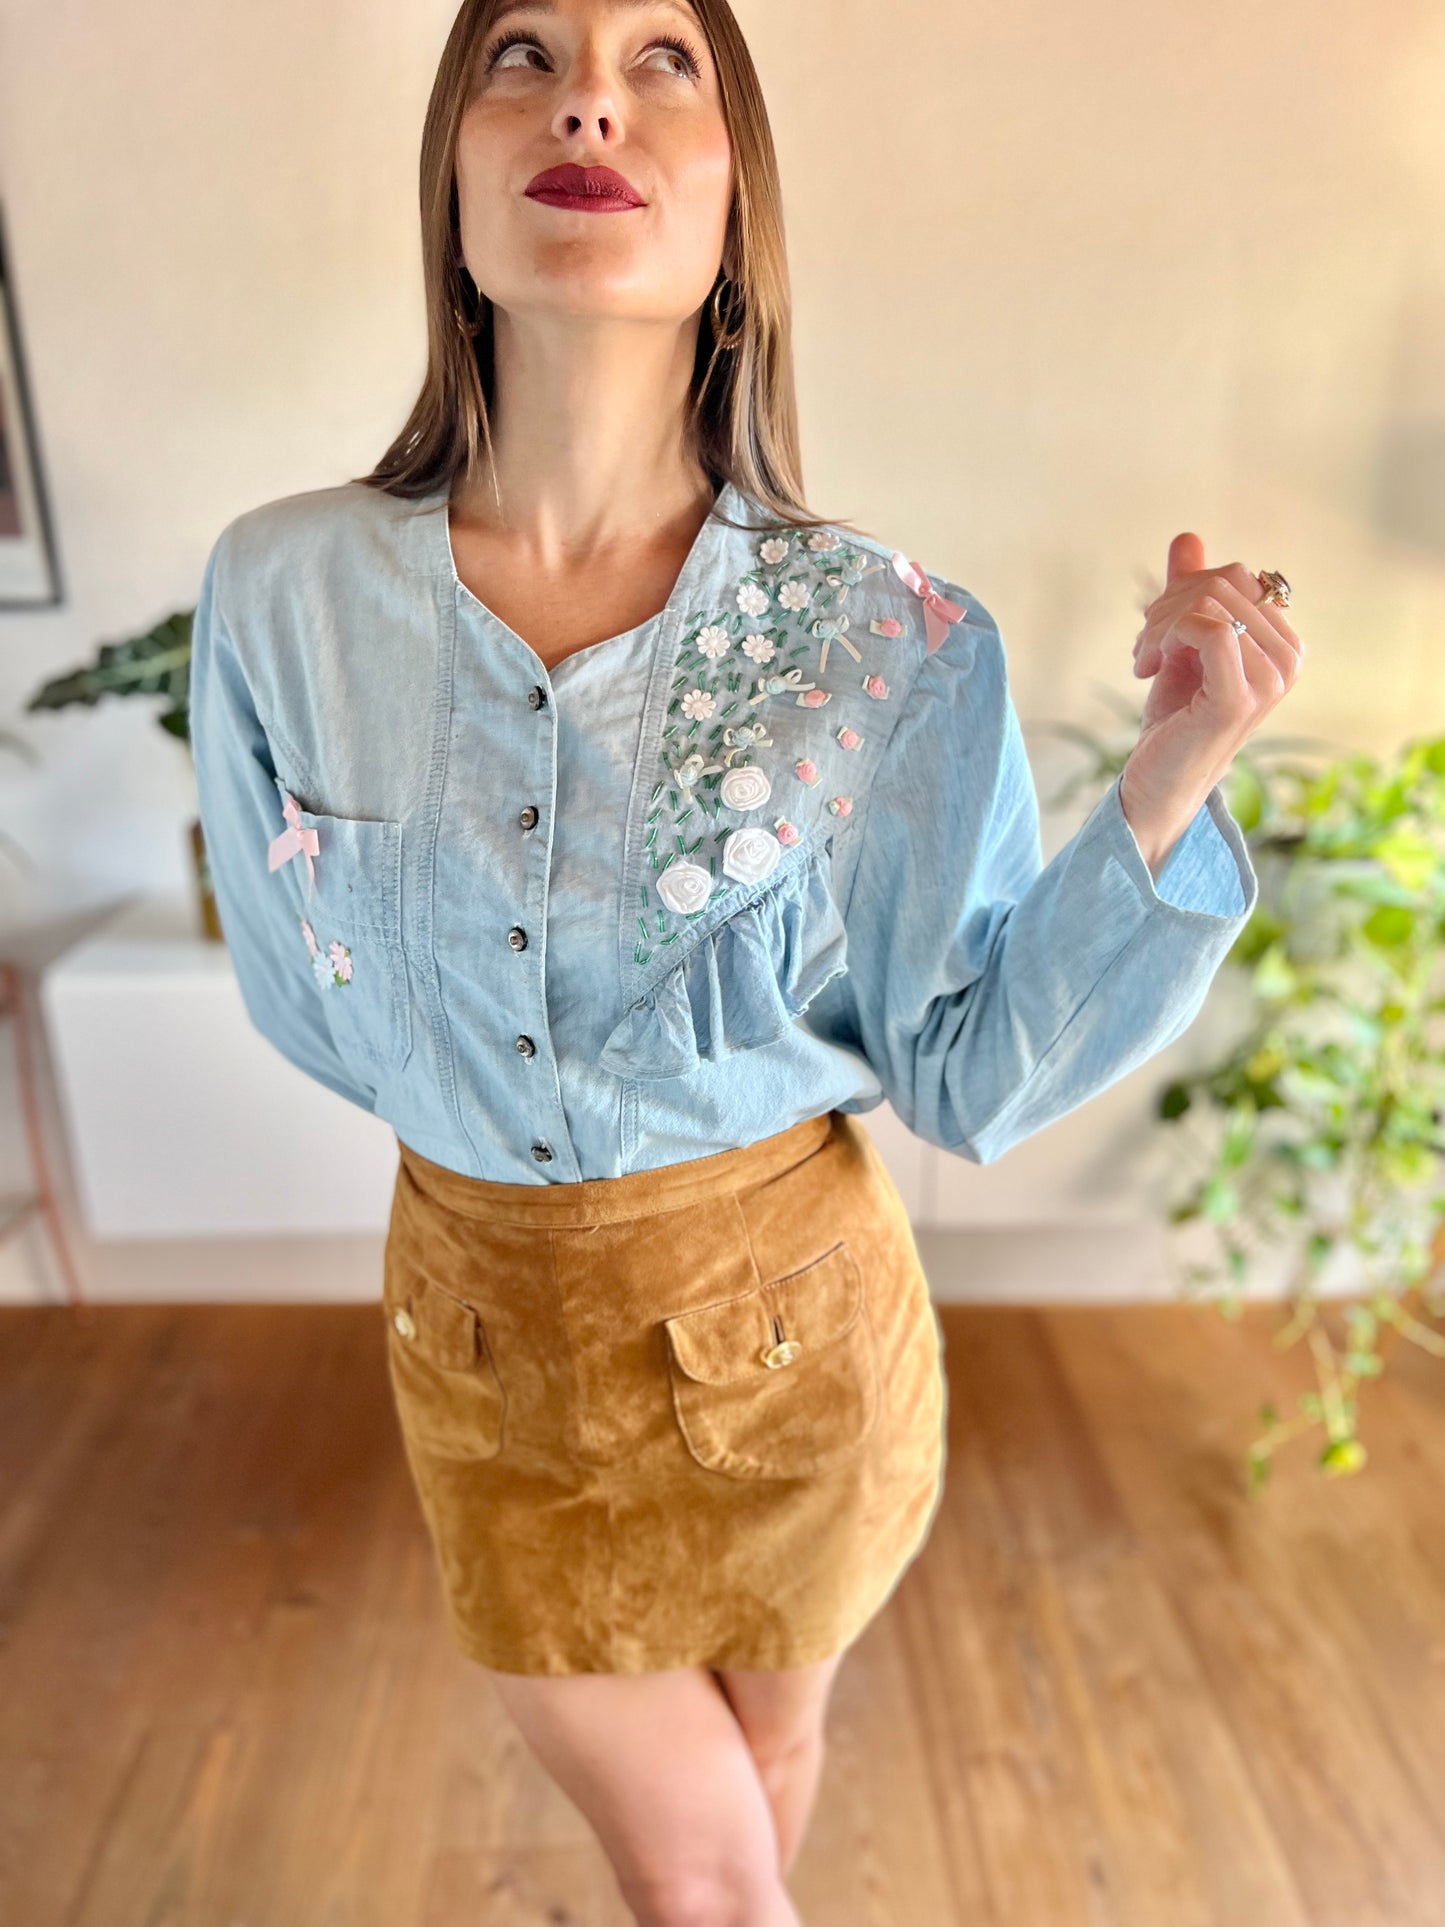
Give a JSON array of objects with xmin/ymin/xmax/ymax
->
[{"xmin": 525, "ymin": 162, "xmax": 645, "ymax": 211}]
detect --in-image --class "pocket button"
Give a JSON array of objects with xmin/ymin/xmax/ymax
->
[
  {"xmin": 393, "ymin": 1307, "xmax": 417, "ymax": 1340},
  {"xmin": 762, "ymin": 1338, "xmax": 802, "ymax": 1368}
]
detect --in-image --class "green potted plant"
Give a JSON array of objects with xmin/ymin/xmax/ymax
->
[
  {"xmin": 1039, "ymin": 688, "xmax": 1445, "ymax": 1488},
  {"xmin": 24, "ymin": 609, "xmax": 219, "ymax": 938}
]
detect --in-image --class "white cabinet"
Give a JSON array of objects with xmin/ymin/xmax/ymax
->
[{"xmin": 40, "ymin": 895, "xmax": 399, "ymax": 1239}]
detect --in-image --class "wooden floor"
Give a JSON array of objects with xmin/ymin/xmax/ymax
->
[{"xmin": 1, "ymin": 1296, "xmax": 1442, "ymax": 1927}]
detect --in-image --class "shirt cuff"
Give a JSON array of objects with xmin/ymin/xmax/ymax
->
[{"xmin": 1104, "ymin": 773, "xmax": 1259, "ymax": 921}]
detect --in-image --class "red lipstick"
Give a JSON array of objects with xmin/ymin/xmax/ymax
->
[{"xmin": 525, "ymin": 163, "xmax": 645, "ymax": 212}]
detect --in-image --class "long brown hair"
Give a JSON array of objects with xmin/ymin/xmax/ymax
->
[{"xmin": 352, "ymin": 0, "xmax": 840, "ymax": 533}]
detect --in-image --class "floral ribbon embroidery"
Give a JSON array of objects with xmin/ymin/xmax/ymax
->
[
  {"xmin": 268, "ymin": 789, "xmax": 320, "ymax": 899},
  {"xmin": 638, "ymin": 526, "xmax": 938, "ymax": 961},
  {"xmin": 812, "ymin": 615, "xmax": 861, "ymax": 677},
  {"xmin": 299, "ymin": 916, "xmax": 353, "ymax": 987},
  {"xmin": 747, "ymin": 665, "xmax": 817, "ymax": 707},
  {"xmin": 655, "ymin": 824, "xmax": 782, "ymax": 914},
  {"xmin": 888, "ymin": 553, "xmax": 968, "ymax": 654}
]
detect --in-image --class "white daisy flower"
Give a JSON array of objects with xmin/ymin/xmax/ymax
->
[
  {"xmin": 807, "ymin": 530, "xmax": 840, "ymax": 553},
  {"xmin": 695, "ymin": 625, "xmax": 732, "ymax": 659},
  {"xmin": 741, "ymin": 632, "xmax": 775, "ymax": 663},
  {"xmin": 778, "ymin": 580, "xmax": 811, "ymax": 613},
  {"xmin": 737, "ymin": 581, "xmax": 771, "ymax": 618},
  {"xmin": 680, "ymin": 688, "xmax": 716, "ymax": 720},
  {"xmin": 759, "ymin": 536, "xmax": 790, "ymax": 566}
]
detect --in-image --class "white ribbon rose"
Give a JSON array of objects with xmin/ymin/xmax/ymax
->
[
  {"xmin": 721, "ymin": 827, "xmax": 782, "ymax": 885},
  {"xmin": 719, "ymin": 765, "xmax": 772, "ymax": 812},
  {"xmin": 657, "ymin": 858, "xmax": 714, "ymax": 916}
]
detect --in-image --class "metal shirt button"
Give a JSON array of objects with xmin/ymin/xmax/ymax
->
[
  {"xmin": 515, "ymin": 1035, "xmax": 536, "ymax": 1058},
  {"xmin": 762, "ymin": 1339, "xmax": 802, "ymax": 1368},
  {"xmin": 518, "ymin": 805, "xmax": 539, "ymax": 831},
  {"xmin": 508, "ymin": 926, "xmax": 527, "ymax": 952},
  {"xmin": 530, "ymin": 1141, "xmax": 553, "ymax": 1163},
  {"xmin": 392, "ymin": 1307, "xmax": 417, "ymax": 1340},
  {"xmin": 527, "ymin": 684, "xmax": 547, "ymax": 710}
]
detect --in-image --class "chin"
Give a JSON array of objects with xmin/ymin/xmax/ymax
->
[{"xmin": 512, "ymin": 271, "xmax": 672, "ymax": 322}]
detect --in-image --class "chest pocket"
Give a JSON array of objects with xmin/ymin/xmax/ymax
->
[{"xmin": 281, "ymin": 803, "xmax": 413, "ymax": 1077}]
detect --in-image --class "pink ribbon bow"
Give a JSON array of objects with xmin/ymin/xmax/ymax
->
[
  {"xmin": 267, "ymin": 790, "xmax": 319, "ymax": 899},
  {"xmin": 888, "ymin": 552, "xmax": 968, "ymax": 654}
]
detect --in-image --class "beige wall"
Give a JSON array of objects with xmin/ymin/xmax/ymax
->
[{"xmin": 0, "ymin": 0, "xmax": 1441, "ymax": 1229}]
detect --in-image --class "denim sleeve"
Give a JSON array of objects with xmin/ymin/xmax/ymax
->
[
  {"xmin": 189, "ymin": 533, "xmax": 379, "ymax": 1115},
  {"xmin": 834, "ymin": 602, "xmax": 1259, "ymax": 1164}
]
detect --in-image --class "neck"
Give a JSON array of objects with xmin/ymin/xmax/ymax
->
[{"xmin": 455, "ymin": 308, "xmax": 717, "ymax": 558}]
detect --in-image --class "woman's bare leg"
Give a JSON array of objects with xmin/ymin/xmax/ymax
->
[
  {"xmin": 482, "ymin": 1661, "xmax": 803, "ymax": 1926},
  {"xmin": 713, "ymin": 1652, "xmax": 848, "ymax": 1879}
]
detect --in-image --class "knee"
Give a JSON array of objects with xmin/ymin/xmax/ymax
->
[{"xmin": 623, "ymin": 1864, "xmax": 781, "ymax": 1927}]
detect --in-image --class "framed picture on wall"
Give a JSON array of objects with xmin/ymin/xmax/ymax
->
[{"xmin": 0, "ymin": 201, "xmax": 62, "ymax": 608}]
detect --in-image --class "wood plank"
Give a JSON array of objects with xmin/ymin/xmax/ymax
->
[{"xmin": 1, "ymin": 1299, "xmax": 1440, "ymax": 1925}]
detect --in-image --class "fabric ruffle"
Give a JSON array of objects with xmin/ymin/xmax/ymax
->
[{"xmin": 599, "ymin": 839, "xmax": 849, "ymax": 1081}]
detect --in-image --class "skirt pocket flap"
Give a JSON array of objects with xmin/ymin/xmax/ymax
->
[
  {"xmin": 662, "ymin": 1241, "xmax": 880, "ymax": 1479},
  {"xmin": 385, "ymin": 1276, "xmax": 508, "ymax": 1461},
  {"xmin": 664, "ymin": 1241, "xmax": 862, "ymax": 1386},
  {"xmin": 415, "ymin": 1282, "xmax": 483, "ymax": 1371}
]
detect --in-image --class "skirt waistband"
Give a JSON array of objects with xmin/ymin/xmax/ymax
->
[{"xmin": 394, "ymin": 1111, "xmax": 838, "ymax": 1228}]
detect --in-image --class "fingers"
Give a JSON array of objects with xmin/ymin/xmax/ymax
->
[
  {"xmin": 1171, "ymin": 602, "xmax": 1287, "ymax": 714},
  {"xmin": 1195, "ymin": 582, "xmax": 1302, "ymax": 693},
  {"xmin": 1209, "ymin": 561, "xmax": 1304, "ymax": 656},
  {"xmin": 1136, "ymin": 561, "xmax": 1304, "ymax": 683},
  {"xmin": 1166, "ymin": 531, "xmax": 1207, "ymax": 585}
]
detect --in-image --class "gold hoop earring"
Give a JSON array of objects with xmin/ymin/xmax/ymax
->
[{"xmin": 710, "ymin": 276, "xmax": 746, "ymax": 350}]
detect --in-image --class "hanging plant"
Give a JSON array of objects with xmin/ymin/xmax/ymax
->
[{"xmin": 1039, "ymin": 686, "xmax": 1445, "ymax": 1490}]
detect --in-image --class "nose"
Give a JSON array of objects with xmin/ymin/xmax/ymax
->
[{"xmin": 549, "ymin": 38, "xmax": 625, "ymax": 144}]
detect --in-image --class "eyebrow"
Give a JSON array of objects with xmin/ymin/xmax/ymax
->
[{"xmin": 486, "ymin": 0, "xmax": 701, "ymax": 24}]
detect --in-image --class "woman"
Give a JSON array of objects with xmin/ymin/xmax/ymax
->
[{"xmin": 189, "ymin": 0, "xmax": 1302, "ymax": 1918}]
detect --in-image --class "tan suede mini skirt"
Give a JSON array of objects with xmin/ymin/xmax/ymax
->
[{"xmin": 382, "ymin": 1108, "xmax": 949, "ymax": 1677}]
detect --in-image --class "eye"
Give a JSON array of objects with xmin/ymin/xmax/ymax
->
[
  {"xmin": 484, "ymin": 28, "xmax": 548, "ymax": 72},
  {"xmin": 480, "ymin": 27, "xmax": 704, "ymax": 82},
  {"xmin": 646, "ymin": 33, "xmax": 704, "ymax": 80}
]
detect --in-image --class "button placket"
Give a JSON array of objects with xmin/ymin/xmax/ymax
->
[{"xmin": 513, "ymin": 673, "xmax": 561, "ymax": 1168}]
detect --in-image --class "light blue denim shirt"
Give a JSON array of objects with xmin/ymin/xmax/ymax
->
[{"xmin": 189, "ymin": 476, "xmax": 1259, "ymax": 1183}]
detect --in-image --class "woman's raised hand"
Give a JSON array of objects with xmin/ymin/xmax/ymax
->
[{"xmin": 1120, "ymin": 531, "xmax": 1305, "ymax": 871}]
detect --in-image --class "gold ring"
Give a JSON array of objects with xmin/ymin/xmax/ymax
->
[{"xmin": 1257, "ymin": 568, "xmax": 1291, "ymax": 608}]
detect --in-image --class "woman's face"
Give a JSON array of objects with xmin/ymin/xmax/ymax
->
[{"xmin": 456, "ymin": 0, "xmax": 734, "ymax": 330}]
